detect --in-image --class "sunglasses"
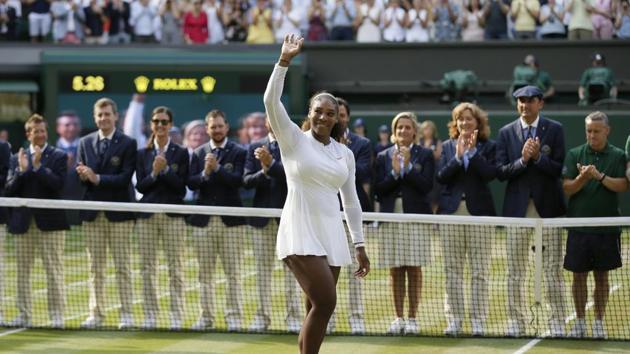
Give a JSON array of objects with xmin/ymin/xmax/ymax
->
[{"xmin": 151, "ymin": 119, "xmax": 171, "ymax": 126}]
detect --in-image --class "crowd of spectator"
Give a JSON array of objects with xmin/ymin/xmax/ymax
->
[{"xmin": 1, "ymin": 0, "xmax": 630, "ymax": 43}]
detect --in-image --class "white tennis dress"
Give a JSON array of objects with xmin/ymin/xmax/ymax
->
[{"xmin": 263, "ymin": 65, "xmax": 365, "ymax": 266}]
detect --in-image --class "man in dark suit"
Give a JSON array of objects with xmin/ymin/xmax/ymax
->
[
  {"xmin": 0, "ymin": 140, "xmax": 8, "ymax": 325},
  {"xmin": 5, "ymin": 114, "xmax": 69, "ymax": 328},
  {"xmin": 496, "ymin": 86, "xmax": 567, "ymax": 337},
  {"xmin": 187, "ymin": 109, "xmax": 246, "ymax": 332},
  {"xmin": 76, "ymin": 98, "xmax": 137, "ymax": 329},
  {"xmin": 242, "ymin": 119, "xmax": 301, "ymax": 333}
]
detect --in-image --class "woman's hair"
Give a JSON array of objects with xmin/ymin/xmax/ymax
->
[
  {"xmin": 447, "ymin": 102, "xmax": 490, "ymax": 140},
  {"xmin": 146, "ymin": 106, "xmax": 173, "ymax": 149},
  {"xmin": 302, "ymin": 91, "xmax": 344, "ymax": 142},
  {"xmin": 419, "ymin": 120, "xmax": 439, "ymax": 142},
  {"xmin": 390, "ymin": 111, "xmax": 420, "ymax": 145},
  {"xmin": 183, "ymin": 119, "xmax": 206, "ymax": 147}
]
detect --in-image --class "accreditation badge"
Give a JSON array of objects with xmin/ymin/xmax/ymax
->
[
  {"xmin": 224, "ymin": 163, "xmax": 234, "ymax": 172},
  {"xmin": 170, "ymin": 163, "xmax": 178, "ymax": 172},
  {"xmin": 413, "ymin": 163, "xmax": 422, "ymax": 172},
  {"xmin": 111, "ymin": 156, "xmax": 121, "ymax": 166},
  {"xmin": 541, "ymin": 145, "xmax": 551, "ymax": 155}
]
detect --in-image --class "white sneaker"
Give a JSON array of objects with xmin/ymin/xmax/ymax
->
[
  {"xmin": 8, "ymin": 315, "xmax": 32, "ymax": 328},
  {"xmin": 567, "ymin": 319, "xmax": 587, "ymax": 338},
  {"xmin": 506, "ymin": 319, "xmax": 524, "ymax": 337},
  {"xmin": 471, "ymin": 319, "xmax": 484, "ymax": 337},
  {"xmin": 591, "ymin": 320, "xmax": 606, "ymax": 339},
  {"xmin": 387, "ymin": 318, "xmax": 405, "ymax": 335},
  {"xmin": 190, "ymin": 317, "xmax": 213, "ymax": 331},
  {"xmin": 444, "ymin": 318, "xmax": 462, "ymax": 336},
  {"xmin": 118, "ymin": 313, "xmax": 134, "ymax": 330},
  {"xmin": 286, "ymin": 316, "xmax": 301, "ymax": 334},
  {"xmin": 226, "ymin": 317, "xmax": 241, "ymax": 332},
  {"xmin": 548, "ymin": 319, "xmax": 565, "ymax": 338},
  {"xmin": 50, "ymin": 315, "xmax": 64, "ymax": 329},
  {"xmin": 141, "ymin": 314, "xmax": 156, "ymax": 330},
  {"xmin": 248, "ymin": 314, "xmax": 268, "ymax": 332},
  {"xmin": 80, "ymin": 316, "xmax": 103, "ymax": 329},
  {"xmin": 349, "ymin": 317, "xmax": 366, "ymax": 335},
  {"xmin": 404, "ymin": 318, "xmax": 419, "ymax": 335}
]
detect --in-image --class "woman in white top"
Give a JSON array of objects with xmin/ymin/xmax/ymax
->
[
  {"xmin": 204, "ymin": 0, "xmax": 225, "ymax": 44},
  {"xmin": 264, "ymin": 34, "xmax": 370, "ymax": 354},
  {"xmin": 460, "ymin": 0, "xmax": 485, "ymax": 41},
  {"xmin": 356, "ymin": 0, "xmax": 382, "ymax": 42},
  {"xmin": 274, "ymin": 0, "xmax": 302, "ymax": 43},
  {"xmin": 383, "ymin": 0, "xmax": 406, "ymax": 42},
  {"xmin": 405, "ymin": 0, "xmax": 431, "ymax": 42}
]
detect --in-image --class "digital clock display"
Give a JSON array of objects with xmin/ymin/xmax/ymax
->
[{"xmin": 60, "ymin": 74, "xmax": 108, "ymax": 92}]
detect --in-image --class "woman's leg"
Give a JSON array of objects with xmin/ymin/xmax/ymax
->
[
  {"xmin": 407, "ymin": 266, "xmax": 422, "ymax": 319},
  {"xmin": 284, "ymin": 255, "xmax": 339, "ymax": 354},
  {"xmin": 390, "ymin": 267, "xmax": 406, "ymax": 318}
]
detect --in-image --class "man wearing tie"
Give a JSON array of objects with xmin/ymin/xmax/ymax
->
[
  {"xmin": 0, "ymin": 139, "xmax": 9, "ymax": 325},
  {"xmin": 243, "ymin": 119, "xmax": 301, "ymax": 333},
  {"xmin": 5, "ymin": 114, "xmax": 69, "ymax": 328},
  {"xmin": 496, "ymin": 86, "xmax": 567, "ymax": 337},
  {"xmin": 188, "ymin": 109, "xmax": 247, "ymax": 331},
  {"xmin": 77, "ymin": 98, "xmax": 137, "ymax": 329}
]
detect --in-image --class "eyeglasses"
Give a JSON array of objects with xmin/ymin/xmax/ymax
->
[{"xmin": 151, "ymin": 119, "xmax": 171, "ymax": 126}]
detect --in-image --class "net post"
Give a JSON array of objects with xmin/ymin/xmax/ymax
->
[{"xmin": 533, "ymin": 219, "xmax": 543, "ymax": 306}]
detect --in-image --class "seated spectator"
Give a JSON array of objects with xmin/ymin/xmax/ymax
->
[
  {"xmin": 439, "ymin": 70, "xmax": 479, "ymax": 104},
  {"xmin": 327, "ymin": 0, "xmax": 356, "ymax": 40},
  {"xmin": 615, "ymin": 0, "xmax": 630, "ymax": 38},
  {"xmin": 223, "ymin": 0, "xmax": 247, "ymax": 42},
  {"xmin": 383, "ymin": 0, "xmax": 406, "ymax": 42},
  {"xmin": 482, "ymin": 0, "xmax": 510, "ymax": 39},
  {"xmin": 510, "ymin": 54, "xmax": 555, "ymax": 101},
  {"xmin": 591, "ymin": 0, "xmax": 614, "ymax": 39},
  {"xmin": 246, "ymin": 0, "xmax": 274, "ymax": 44},
  {"xmin": 274, "ymin": 0, "xmax": 302, "ymax": 43},
  {"xmin": 461, "ymin": 0, "xmax": 485, "ymax": 41},
  {"xmin": 578, "ymin": 53, "xmax": 617, "ymax": 105},
  {"xmin": 105, "ymin": 0, "xmax": 132, "ymax": 44},
  {"xmin": 356, "ymin": 0, "xmax": 382, "ymax": 43},
  {"xmin": 432, "ymin": 0, "xmax": 460, "ymax": 41},
  {"xmin": 539, "ymin": 0, "xmax": 567, "ymax": 39},
  {"xmin": 28, "ymin": 0, "xmax": 52, "ymax": 42},
  {"xmin": 404, "ymin": 0, "xmax": 430, "ymax": 43},
  {"xmin": 306, "ymin": 0, "xmax": 328, "ymax": 41},
  {"xmin": 0, "ymin": 0, "xmax": 18, "ymax": 41},
  {"xmin": 130, "ymin": 0, "xmax": 159, "ymax": 43},
  {"xmin": 184, "ymin": 0, "xmax": 209, "ymax": 44},
  {"xmin": 51, "ymin": 0, "xmax": 82, "ymax": 44},
  {"xmin": 205, "ymin": 0, "xmax": 225, "ymax": 44},
  {"xmin": 83, "ymin": 0, "xmax": 106, "ymax": 44},
  {"xmin": 160, "ymin": 0, "xmax": 183, "ymax": 44},
  {"xmin": 566, "ymin": 0, "xmax": 594, "ymax": 39},
  {"xmin": 374, "ymin": 124, "xmax": 393, "ymax": 156},
  {"xmin": 510, "ymin": 0, "xmax": 540, "ymax": 39},
  {"xmin": 562, "ymin": 111, "xmax": 629, "ymax": 339}
]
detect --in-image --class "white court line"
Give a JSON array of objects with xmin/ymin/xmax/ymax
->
[
  {"xmin": 512, "ymin": 284, "xmax": 621, "ymax": 354},
  {"xmin": 0, "ymin": 328, "xmax": 26, "ymax": 337}
]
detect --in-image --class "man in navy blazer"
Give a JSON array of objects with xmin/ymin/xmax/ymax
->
[
  {"xmin": 76, "ymin": 98, "xmax": 137, "ymax": 329},
  {"xmin": 242, "ymin": 121, "xmax": 301, "ymax": 333},
  {"xmin": 187, "ymin": 110, "xmax": 246, "ymax": 332},
  {"xmin": 0, "ymin": 140, "xmax": 9, "ymax": 325},
  {"xmin": 5, "ymin": 114, "xmax": 68, "ymax": 328},
  {"xmin": 496, "ymin": 86, "xmax": 567, "ymax": 337}
]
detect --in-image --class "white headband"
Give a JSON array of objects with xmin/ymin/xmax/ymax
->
[{"xmin": 312, "ymin": 92, "xmax": 337, "ymax": 102}]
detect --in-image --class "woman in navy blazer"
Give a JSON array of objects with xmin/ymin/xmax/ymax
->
[
  {"xmin": 374, "ymin": 112, "xmax": 434, "ymax": 335},
  {"xmin": 135, "ymin": 106, "xmax": 189, "ymax": 330},
  {"xmin": 436, "ymin": 102, "xmax": 496, "ymax": 337}
]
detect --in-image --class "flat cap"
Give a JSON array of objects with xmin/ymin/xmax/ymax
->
[
  {"xmin": 353, "ymin": 118, "xmax": 365, "ymax": 127},
  {"xmin": 378, "ymin": 124, "xmax": 389, "ymax": 133},
  {"xmin": 512, "ymin": 85, "xmax": 543, "ymax": 99}
]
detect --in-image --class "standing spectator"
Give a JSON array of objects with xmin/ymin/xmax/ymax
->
[
  {"xmin": 130, "ymin": 0, "xmax": 159, "ymax": 43},
  {"xmin": 105, "ymin": 0, "xmax": 131, "ymax": 44},
  {"xmin": 327, "ymin": 0, "xmax": 356, "ymax": 40},
  {"xmin": 539, "ymin": 0, "xmax": 567, "ymax": 38},
  {"xmin": 205, "ymin": 0, "xmax": 225, "ymax": 44},
  {"xmin": 433, "ymin": 0, "xmax": 460, "ymax": 41},
  {"xmin": 246, "ymin": 0, "xmax": 274, "ymax": 43},
  {"xmin": 0, "ymin": 140, "xmax": 10, "ymax": 325},
  {"xmin": 182, "ymin": 120, "xmax": 209, "ymax": 202},
  {"xmin": 28, "ymin": 0, "xmax": 52, "ymax": 42},
  {"xmin": 245, "ymin": 112, "xmax": 268, "ymax": 144},
  {"xmin": 615, "ymin": 0, "xmax": 630, "ymax": 38},
  {"xmin": 223, "ymin": 0, "xmax": 247, "ymax": 42},
  {"xmin": 0, "ymin": 129, "xmax": 8, "ymax": 142},
  {"xmin": 482, "ymin": 0, "xmax": 510, "ymax": 39},
  {"xmin": 419, "ymin": 120, "xmax": 442, "ymax": 212},
  {"xmin": 578, "ymin": 53, "xmax": 617, "ymax": 105},
  {"xmin": 273, "ymin": 0, "xmax": 302, "ymax": 43},
  {"xmin": 562, "ymin": 112, "xmax": 628, "ymax": 339},
  {"xmin": 404, "ymin": 0, "xmax": 430, "ymax": 43},
  {"xmin": 306, "ymin": 0, "xmax": 328, "ymax": 41},
  {"xmin": 352, "ymin": 117, "xmax": 367, "ymax": 137},
  {"xmin": 188, "ymin": 110, "xmax": 247, "ymax": 331},
  {"xmin": 496, "ymin": 86, "xmax": 567, "ymax": 338},
  {"xmin": 243, "ymin": 119, "xmax": 302, "ymax": 333},
  {"xmin": 437, "ymin": 103, "xmax": 497, "ymax": 337},
  {"xmin": 184, "ymin": 0, "xmax": 209, "ymax": 44},
  {"xmin": 374, "ymin": 124, "xmax": 393, "ymax": 156},
  {"xmin": 591, "ymin": 0, "xmax": 614, "ymax": 39},
  {"xmin": 135, "ymin": 106, "xmax": 189, "ymax": 330},
  {"xmin": 375, "ymin": 112, "xmax": 434, "ymax": 335},
  {"xmin": 56, "ymin": 111, "xmax": 83, "ymax": 224},
  {"xmin": 83, "ymin": 0, "xmax": 106, "ymax": 44},
  {"xmin": 77, "ymin": 98, "xmax": 137, "ymax": 329},
  {"xmin": 356, "ymin": 0, "xmax": 382, "ymax": 43},
  {"xmin": 0, "ymin": 0, "xmax": 19, "ymax": 40},
  {"xmin": 566, "ymin": 0, "xmax": 594, "ymax": 39},
  {"xmin": 510, "ymin": 0, "xmax": 540, "ymax": 39},
  {"xmin": 51, "ymin": 0, "xmax": 82, "ymax": 43},
  {"xmin": 382, "ymin": 0, "xmax": 406, "ymax": 42},
  {"xmin": 5, "ymin": 114, "xmax": 69, "ymax": 329},
  {"xmin": 461, "ymin": 0, "xmax": 485, "ymax": 41},
  {"xmin": 160, "ymin": 0, "xmax": 183, "ymax": 44}
]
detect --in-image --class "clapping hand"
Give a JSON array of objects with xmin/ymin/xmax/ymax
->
[
  {"xmin": 153, "ymin": 153, "xmax": 167, "ymax": 175},
  {"xmin": 204, "ymin": 152, "xmax": 218, "ymax": 174},
  {"xmin": 17, "ymin": 148, "xmax": 29, "ymax": 172},
  {"xmin": 76, "ymin": 162, "xmax": 99, "ymax": 184},
  {"xmin": 254, "ymin": 145, "xmax": 273, "ymax": 171}
]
